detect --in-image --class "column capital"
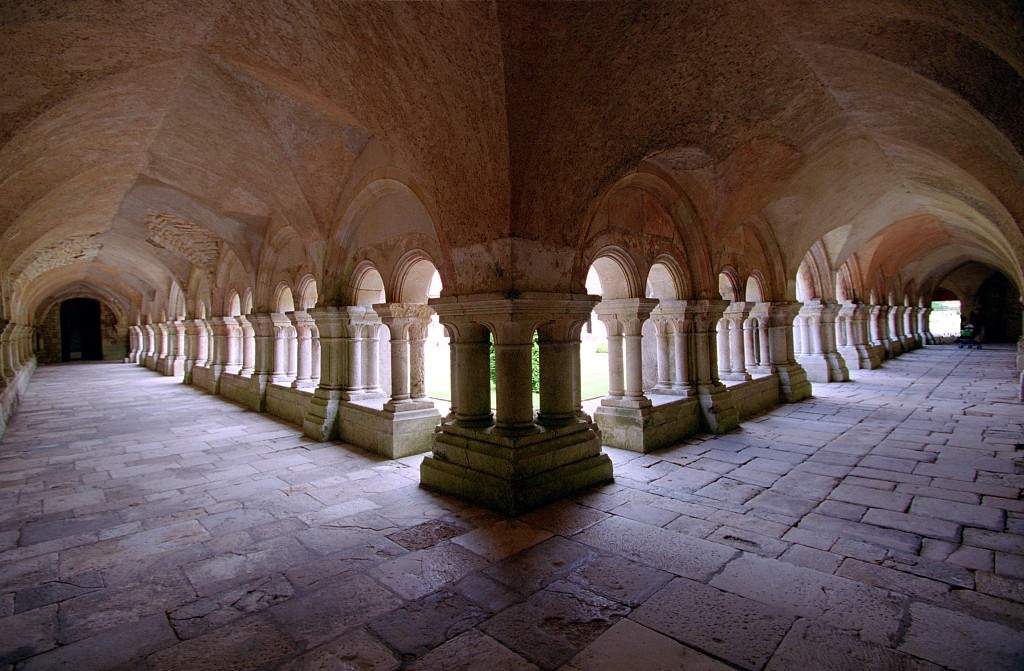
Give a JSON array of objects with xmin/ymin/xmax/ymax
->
[
  {"xmin": 373, "ymin": 303, "xmax": 432, "ymax": 339},
  {"xmin": 430, "ymin": 292, "xmax": 600, "ymax": 343}
]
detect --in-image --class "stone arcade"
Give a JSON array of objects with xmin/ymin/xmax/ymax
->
[{"xmin": 1, "ymin": 2, "xmax": 1023, "ymax": 669}]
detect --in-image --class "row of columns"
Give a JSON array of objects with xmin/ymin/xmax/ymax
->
[
  {"xmin": 868, "ymin": 304, "xmax": 930, "ymax": 359},
  {"xmin": 0, "ymin": 322, "xmax": 36, "ymax": 385}
]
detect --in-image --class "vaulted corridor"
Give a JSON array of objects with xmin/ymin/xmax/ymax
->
[{"xmin": 1, "ymin": 345, "xmax": 1021, "ymax": 669}]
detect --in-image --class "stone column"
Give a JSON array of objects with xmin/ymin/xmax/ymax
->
[
  {"xmin": 154, "ymin": 322, "xmax": 169, "ymax": 372},
  {"xmin": 903, "ymin": 306, "xmax": 919, "ymax": 350},
  {"xmin": 0, "ymin": 322, "xmax": 16, "ymax": 382},
  {"xmin": 141, "ymin": 323, "xmax": 156, "ymax": 368},
  {"xmin": 688, "ymin": 299, "xmax": 741, "ymax": 432},
  {"xmin": 302, "ymin": 307, "xmax": 350, "ymax": 440},
  {"xmin": 722, "ymin": 302, "xmax": 753, "ymax": 381},
  {"xmin": 311, "ymin": 324, "xmax": 321, "ymax": 386},
  {"xmin": 238, "ymin": 315, "xmax": 255, "ymax": 376},
  {"xmin": 652, "ymin": 302, "xmax": 696, "ymax": 396},
  {"xmin": 374, "ymin": 303, "xmax": 443, "ymax": 410},
  {"xmin": 537, "ymin": 318, "xmax": 584, "ymax": 427},
  {"xmin": 246, "ymin": 312, "xmax": 290, "ymax": 410},
  {"xmin": 363, "ymin": 323, "xmax": 383, "ymax": 396},
  {"xmin": 652, "ymin": 318, "xmax": 673, "ymax": 393},
  {"xmin": 765, "ymin": 301, "xmax": 812, "ymax": 402},
  {"xmin": 207, "ymin": 317, "xmax": 241, "ymax": 392},
  {"xmin": 421, "ymin": 292, "xmax": 611, "ymax": 514},
  {"xmin": 795, "ymin": 299, "xmax": 849, "ymax": 382},
  {"xmin": 182, "ymin": 320, "xmax": 202, "ymax": 383},
  {"xmin": 288, "ymin": 311, "xmax": 316, "ymax": 389},
  {"xmin": 918, "ymin": 305, "xmax": 933, "ymax": 346},
  {"xmin": 165, "ymin": 320, "xmax": 186, "ymax": 377},
  {"xmin": 448, "ymin": 322, "xmax": 493, "ymax": 427},
  {"xmin": 595, "ymin": 298, "xmax": 657, "ymax": 409},
  {"xmin": 126, "ymin": 326, "xmax": 139, "ymax": 363},
  {"xmin": 409, "ymin": 321, "xmax": 428, "ymax": 401},
  {"xmin": 837, "ymin": 302, "xmax": 880, "ymax": 369},
  {"xmin": 886, "ymin": 306, "xmax": 904, "ymax": 357},
  {"xmin": 716, "ymin": 319, "xmax": 732, "ymax": 379}
]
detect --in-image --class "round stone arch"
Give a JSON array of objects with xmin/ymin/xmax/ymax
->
[{"xmin": 391, "ymin": 249, "xmax": 443, "ymax": 304}]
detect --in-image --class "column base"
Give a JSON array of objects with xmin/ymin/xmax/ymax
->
[
  {"xmin": 774, "ymin": 363, "xmax": 812, "ymax": 402},
  {"xmin": 303, "ymin": 388, "xmax": 344, "ymax": 441},
  {"xmin": 420, "ymin": 419, "xmax": 613, "ymax": 515},
  {"xmin": 339, "ymin": 402, "xmax": 442, "ymax": 458},
  {"xmin": 696, "ymin": 383, "xmax": 740, "ymax": 434},
  {"xmin": 594, "ymin": 397, "xmax": 700, "ymax": 453},
  {"xmin": 796, "ymin": 353, "xmax": 850, "ymax": 382},
  {"xmin": 719, "ymin": 371, "xmax": 752, "ymax": 382},
  {"xmin": 161, "ymin": 356, "xmax": 185, "ymax": 377},
  {"xmin": 900, "ymin": 336, "xmax": 917, "ymax": 351}
]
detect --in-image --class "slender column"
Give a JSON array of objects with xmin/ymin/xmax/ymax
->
[
  {"xmin": 363, "ymin": 324, "xmax": 382, "ymax": 395},
  {"xmin": 654, "ymin": 322, "xmax": 672, "ymax": 391},
  {"xmin": 722, "ymin": 302, "xmax": 753, "ymax": 381},
  {"xmin": 605, "ymin": 328, "xmax": 625, "ymax": 398},
  {"xmin": 537, "ymin": 319, "xmax": 584, "ymax": 427},
  {"xmin": 287, "ymin": 325, "xmax": 298, "ymax": 378},
  {"xmin": 744, "ymin": 322, "xmax": 756, "ymax": 368},
  {"xmin": 672, "ymin": 322, "xmax": 690, "ymax": 393},
  {"xmin": 347, "ymin": 327, "xmax": 363, "ymax": 392},
  {"xmin": 716, "ymin": 321, "xmax": 732, "ymax": 377},
  {"xmin": 387, "ymin": 322, "xmax": 411, "ymax": 406},
  {"xmin": 409, "ymin": 322, "xmax": 428, "ymax": 400},
  {"xmin": 622, "ymin": 321, "xmax": 645, "ymax": 399},
  {"xmin": 595, "ymin": 298, "xmax": 656, "ymax": 408},
  {"xmin": 311, "ymin": 325, "xmax": 321, "ymax": 385},
  {"xmin": 238, "ymin": 316, "xmax": 255, "ymax": 376},
  {"xmin": 288, "ymin": 311, "xmax": 316, "ymax": 388},
  {"xmin": 448, "ymin": 323, "xmax": 493, "ymax": 427},
  {"xmin": 491, "ymin": 322, "xmax": 537, "ymax": 434},
  {"xmin": 271, "ymin": 318, "xmax": 290, "ymax": 383},
  {"xmin": 374, "ymin": 307, "xmax": 434, "ymax": 407}
]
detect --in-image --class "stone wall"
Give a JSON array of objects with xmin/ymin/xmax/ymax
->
[
  {"xmin": 37, "ymin": 307, "xmax": 61, "ymax": 364},
  {"xmin": 38, "ymin": 300, "xmax": 128, "ymax": 363}
]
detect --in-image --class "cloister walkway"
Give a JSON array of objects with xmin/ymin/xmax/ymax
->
[{"xmin": 1, "ymin": 346, "xmax": 1022, "ymax": 670}]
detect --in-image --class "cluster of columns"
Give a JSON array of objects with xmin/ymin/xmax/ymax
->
[
  {"xmin": 128, "ymin": 312, "xmax": 321, "ymax": 401},
  {"xmin": 715, "ymin": 301, "xmax": 770, "ymax": 382},
  {"xmin": 419, "ymin": 293, "xmax": 612, "ymax": 513},
  {"xmin": 867, "ymin": 303, "xmax": 929, "ymax": 359},
  {"xmin": 793, "ymin": 299, "xmax": 850, "ymax": 382},
  {"xmin": 0, "ymin": 321, "xmax": 36, "ymax": 386}
]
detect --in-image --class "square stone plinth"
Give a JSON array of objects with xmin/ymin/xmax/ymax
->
[{"xmin": 420, "ymin": 420, "xmax": 613, "ymax": 515}]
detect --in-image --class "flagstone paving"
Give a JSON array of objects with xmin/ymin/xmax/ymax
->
[{"xmin": 1, "ymin": 346, "xmax": 1022, "ymax": 670}]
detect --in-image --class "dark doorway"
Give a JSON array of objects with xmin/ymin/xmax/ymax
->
[
  {"xmin": 60, "ymin": 298, "xmax": 103, "ymax": 361},
  {"xmin": 973, "ymin": 273, "xmax": 1023, "ymax": 343}
]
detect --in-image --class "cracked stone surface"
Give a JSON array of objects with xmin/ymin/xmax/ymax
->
[{"xmin": 1, "ymin": 347, "xmax": 1023, "ymax": 669}]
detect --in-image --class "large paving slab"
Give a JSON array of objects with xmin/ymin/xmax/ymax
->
[{"xmin": 0, "ymin": 347, "xmax": 1022, "ymax": 669}]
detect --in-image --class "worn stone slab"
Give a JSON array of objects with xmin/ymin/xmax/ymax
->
[
  {"xmin": 565, "ymin": 618, "xmax": 731, "ymax": 671},
  {"xmin": 899, "ymin": 602, "xmax": 1024, "ymax": 671},
  {"xmin": 480, "ymin": 580, "xmax": 630, "ymax": 670},
  {"xmin": 408, "ymin": 629, "xmax": 536, "ymax": 671},
  {"xmin": 632, "ymin": 577, "xmax": 795, "ymax": 670},
  {"xmin": 574, "ymin": 516, "xmax": 737, "ymax": 581}
]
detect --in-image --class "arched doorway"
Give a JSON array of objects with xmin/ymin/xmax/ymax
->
[{"xmin": 60, "ymin": 298, "xmax": 103, "ymax": 361}]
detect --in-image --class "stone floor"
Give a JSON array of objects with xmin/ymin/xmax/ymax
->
[{"xmin": 1, "ymin": 346, "xmax": 1023, "ymax": 671}]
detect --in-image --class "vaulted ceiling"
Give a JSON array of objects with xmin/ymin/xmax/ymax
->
[{"xmin": 2, "ymin": 0, "xmax": 1021, "ymax": 322}]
